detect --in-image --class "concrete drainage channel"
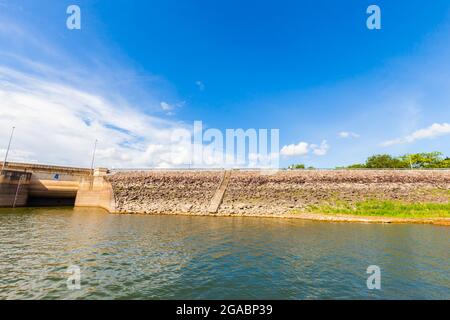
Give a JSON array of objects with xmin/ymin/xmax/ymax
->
[{"xmin": 208, "ymin": 170, "xmax": 232, "ymax": 213}]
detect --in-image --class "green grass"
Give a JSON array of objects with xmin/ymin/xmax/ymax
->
[
  {"xmin": 300, "ymin": 200, "xmax": 450, "ymax": 219},
  {"xmin": 426, "ymin": 188, "xmax": 450, "ymax": 198}
]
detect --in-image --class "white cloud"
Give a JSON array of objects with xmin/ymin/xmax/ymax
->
[
  {"xmin": 280, "ymin": 142, "xmax": 309, "ymax": 156},
  {"xmin": 281, "ymin": 140, "xmax": 329, "ymax": 157},
  {"xmin": 0, "ymin": 15, "xmax": 279, "ymax": 169},
  {"xmin": 160, "ymin": 101, "xmax": 172, "ymax": 111},
  {"xmin": 381, "ymin": 123, "xmax": 450, "ymax": 147},
  {"xmin": 160, "ymin": 101, "xmax": 185, "ymax": 115},
  {"xmin": 0, "ymin": 66, "xmax": 189, "ymax": 168},
  {"xmin": 0, "ymin": 148, "xmax": 37, "ymax": 163},
  {"xmin": 338, "ymin": 131, "xmax": 360, "ymax": 139},
  {"xmin": 195, "ymin": 80, "xmax": 205, "ymax": 91},
  {"xmin": 0, "ymin": 66, "xmax": 281, "ymax": 169},
  {"xmin": 311, "ymin": 140, "xmax": 330, "ymax": 156}
]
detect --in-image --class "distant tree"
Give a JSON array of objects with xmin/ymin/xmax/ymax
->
[
  {"xmin": 344, "ymin": 152, "xmax": 450, "ymax": 169},
  {"xmin": 365, "ymin": 154, "xmax": 408, "ymax": 169},
  {"xmin": 400, "ymin": 152, "xmax": 445, "ymax": 168},
  {"xmin": 288, "ymin": 164, "xmax": 305, "ymax": 170},
  {"xmin": 346, "ymin": 163, "xmax": 366, "ymax": 169},
  {"xmin": 441, "ymin": 158, "xmax": 450, "ymax": 168}
]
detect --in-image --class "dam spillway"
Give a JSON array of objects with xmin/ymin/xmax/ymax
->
[{"xmin": 0, "ymin": 162, "xmax": 113, "ymax": 210}]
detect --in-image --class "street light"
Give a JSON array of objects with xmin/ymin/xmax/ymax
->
[
  {"xmin": 1, "ymin": 126, "xmax": 15, "ymax": 173},
  {"xmin": 90, "ymin": 139, "xmax": 98, "ymax": 176}
]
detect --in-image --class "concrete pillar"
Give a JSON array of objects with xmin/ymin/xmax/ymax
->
[
  {"xmin": 0, "ymin": 171, "xmax": 32, "ymax": 207},
  {"xmin": 74, "ymin": 169, "xmax": 115, "ymax": 212}
]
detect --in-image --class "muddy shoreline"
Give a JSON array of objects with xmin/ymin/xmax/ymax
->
[{"xmin": 109, "ymin": 210, "xmax": 450, "ymax": 226}]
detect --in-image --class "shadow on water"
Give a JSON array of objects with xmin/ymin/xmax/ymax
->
[{"xmin": 26, "ymin": 197, "xmax": 75, "ymax": 207}]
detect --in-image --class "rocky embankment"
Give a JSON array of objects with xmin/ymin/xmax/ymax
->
[
  {"xmin": 107, "ymin": 170, "xmax": 450, "ymax": 215},
  {"xmin": 219, "ymin": 170, "xmax": 450, "ymax": 215},
  {"xmin": 107, "ymin": 171, "xmax": 222, "ymax": 214}
]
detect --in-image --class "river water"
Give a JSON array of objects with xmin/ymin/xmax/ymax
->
[{"xmin": 0, "ymin": 207, "xmax": 448, "ymax": 300}]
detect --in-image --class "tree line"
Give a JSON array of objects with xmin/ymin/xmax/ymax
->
[{"xmin": 288, "ymin": 152, "xmax": 450, "ymax": 169}]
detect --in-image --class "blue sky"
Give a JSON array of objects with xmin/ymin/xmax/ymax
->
[{"xmin": 1, "ymin": 0, "xmax": 450, "ymax": 168}]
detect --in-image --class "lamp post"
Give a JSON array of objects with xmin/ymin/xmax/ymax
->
[
  {"xmin": 90, "ymin": 139, "xmax": 98, "ymax": 176},
  {"xmin": 1, "ymin": 126, "xmax": 15, "ymax": 174}
]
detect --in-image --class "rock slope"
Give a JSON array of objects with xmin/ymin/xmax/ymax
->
[
  {"xmin": 107, "ymin": 171, "xmax": 222, "ymax": 214},
  {"xmin": 107, "ymin": 170, "xmax": 450, "ymax": 215}
]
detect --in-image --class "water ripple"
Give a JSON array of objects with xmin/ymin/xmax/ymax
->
[{"xmin": 0, "ymin": 207, "xmax": 449, "ymax": 299}]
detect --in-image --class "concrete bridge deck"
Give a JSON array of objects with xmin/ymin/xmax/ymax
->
[{"xmin": 1, "ymin": 162, "xmax": 94, "ymax": 175}]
